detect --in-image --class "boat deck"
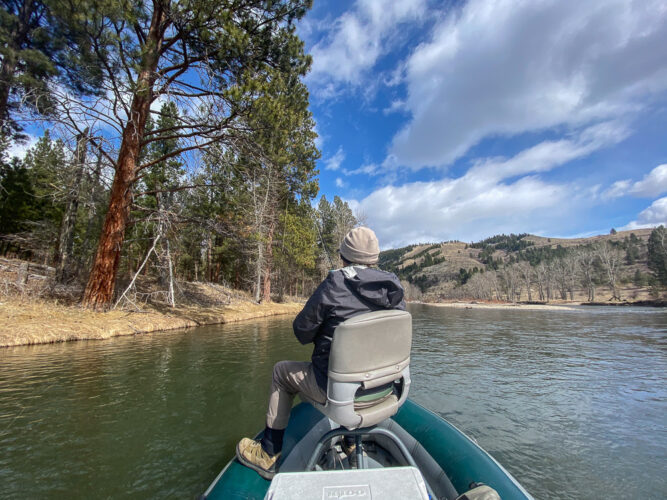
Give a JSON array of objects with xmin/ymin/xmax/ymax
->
[{"xmin": 202, "ymin": 399, "xmax": 533, "ymax": 500}]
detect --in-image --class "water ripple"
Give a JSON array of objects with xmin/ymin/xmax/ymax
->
[{"xmin": 1, "ymin": 307, "xmax": 666, "ymax": 499}]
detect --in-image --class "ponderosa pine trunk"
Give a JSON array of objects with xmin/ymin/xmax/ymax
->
[{"xmin": 82, "ymin": 5, "xmax": 167, "ymax": 309}]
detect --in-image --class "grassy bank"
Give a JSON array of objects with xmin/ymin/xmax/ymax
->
[
  {"xmin": 0, "ymin": 297, "xmax": 302, "ymax": 348},
  {"xmin": 0, "ymin": 256, "xmax": 304, "ymax": 348}
]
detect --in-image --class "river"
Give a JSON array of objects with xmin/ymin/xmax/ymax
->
[{"xmin": 0, "ymin": 304, "xmax": 665, "ymax": 499}]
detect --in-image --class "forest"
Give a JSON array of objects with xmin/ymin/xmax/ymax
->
[{"xmin": 0, "ymin": 0, "xmax": 359, "ymax": 310}]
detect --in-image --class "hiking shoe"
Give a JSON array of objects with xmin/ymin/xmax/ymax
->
[
  {"xmin": 236, "ymin": 437, "xmax": 280, "ymax": 480},
  {"xmin": 342, "ymin": 440, "xmax": 358, "ymax": 469}
]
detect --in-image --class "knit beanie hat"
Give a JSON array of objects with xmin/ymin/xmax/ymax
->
[{"xmin": 339, "ymin": 227, "xmax": 380, "ymax": 265}]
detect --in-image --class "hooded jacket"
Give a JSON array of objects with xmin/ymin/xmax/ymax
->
[{"xmin": 293, "ymin": 266, "xmax": 406, "ymax": 390}]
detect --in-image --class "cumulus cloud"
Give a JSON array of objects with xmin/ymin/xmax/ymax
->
[
  {"xmin": 391, "ymin": 0, "xmax": 667, "ymax": 168},
  {"xmin": 335, "ymin": 177, "xmax": 346, "ymax": 188},
  {"xmin": 353, "ymin": 174, "xmax": 570, "ymax": 248},
  {"xmin": 307, "ymin": 0, "xmax": 426, "ymax": 92},
  {"xmin": 624, "ymin": 197, "xmax": 667, "ymax": 229},
  {"xmin": 628, "ymin": 164, "xmax": 667, "ymax": 197},
  {"xmin": 324, "ymin": 147, "xmax": 345, "ymax": 171},
  {"xmin": 603, "ymin": 164, "xmax": 667, "ymax": 199},
  {"xmin": 351, "ymin": 125, "xmax": 619, "ymax": 247}
]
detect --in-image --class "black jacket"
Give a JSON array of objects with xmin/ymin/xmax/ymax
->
[{"xmin": 293, "ymin": 266, "xmax": 406, "ymax": 390}]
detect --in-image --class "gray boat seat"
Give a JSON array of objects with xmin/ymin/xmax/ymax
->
[{"xmin": 308, "ymin": 309, "xmax": 412, "ymax": 430}]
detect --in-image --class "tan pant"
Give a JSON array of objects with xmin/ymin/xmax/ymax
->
[{"xmin": 266, "ymin": 360, "xmax": 327, "ymax": 429}]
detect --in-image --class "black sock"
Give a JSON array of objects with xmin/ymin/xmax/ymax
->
[{"xmin": 260, "ymin": 426, "xmax": 284, "ymax": 456}]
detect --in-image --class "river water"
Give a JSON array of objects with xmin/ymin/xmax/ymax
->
[{"xmin": 0, "ymin": 304, "xmax": 665, "ymax": 499}]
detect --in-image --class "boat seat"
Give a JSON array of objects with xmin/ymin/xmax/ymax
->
[
  {"xmin": 353, "ymin": 382, "xmax": 395, "ymax": 409},
  {"xmin": 308, "ymin": 309, "xmax": 412, "ymax": 430}
]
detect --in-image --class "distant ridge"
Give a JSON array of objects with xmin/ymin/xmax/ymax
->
[{"xmin": 379, "ymin": 227, "xmax": 660, "ymax": 303}]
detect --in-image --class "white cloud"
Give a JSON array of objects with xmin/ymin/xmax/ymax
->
[
  {"xmin": 313, "ymin": 122, "xmax": 324, "ymax": 150},
  {"xmin": 383, "ymin": 99, "xmax": 408, "ymax": 115},
  {"xmin": 335, "ymin": 177, "xmax": 346, "ymax": 188},
  {"xmin": 469, "ymin": 121, "xmax": 628, "ymax": 181},
  {"xmin": 624, "ymin": 197, "xmax": 667, "ymax": 229},
  {"xmin": 603, "ymin": 164, "xmax": 667, "ymax": 199},
  {"xmin": 150, "ymin": 93, "xmax": 169, "ymax": 113},
  {"xmin": 356, "ymin": 174, "xmax": 571, "ymax": 248},
  {"xmin": 629, "ymin": 164, "xmax": 667, "ymax": 197},
  {"xmin": 603, "ymin": 180, "xmax": 632, "ymax": 200},
  {"xmin": 391, "ymin": 0, "xmax": 667, "ymax": 168},
  {"xmin": 324, "ymin": 147, "xmax": 345, "ymax": 171},
  {"xmin": 307, "ymin": 0, "xmax": 426, "ymax": 92},
  {"xmin": 344, "ymin": 163, "xmax": 381, "ymax": 176},
  {"xmin": 350, "ymin": 128, "xmax": 617, "ymax": 247},
  {"xmin": 6, "ymin": 134, "xmax": 39, "ymax": 160}
]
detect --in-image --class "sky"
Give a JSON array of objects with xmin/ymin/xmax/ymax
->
[{"xmin": 298, "ymin": 0, "xmax": 667, "ymax": 249}]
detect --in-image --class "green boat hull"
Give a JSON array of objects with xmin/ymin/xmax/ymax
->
[{"xmin": 202, "ymin": 399, "xmax": 532, "ymax": 499}]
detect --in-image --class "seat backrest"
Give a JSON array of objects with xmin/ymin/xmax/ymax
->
[
  {"xmin": 309, "ymin": 309, "xmax": 412, "ymax": 429},
  {"xmin": 328, "ymin": 309, "xmax": 412, "ymax": 389}
]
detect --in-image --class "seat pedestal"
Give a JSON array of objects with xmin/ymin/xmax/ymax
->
[{"xmin": 305, "ymin": 425, "xmax": 437, "ymax": 499}]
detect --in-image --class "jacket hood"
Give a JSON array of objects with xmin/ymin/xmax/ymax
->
[{"xmin": 343, "ymin": 267, "xmax": 405, "ymax": 308}]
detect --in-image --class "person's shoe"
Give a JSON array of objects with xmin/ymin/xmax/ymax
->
[
  {"xmin": 236, "ymin": 437, "xmax": 280, "ymax": 480},
  {"xmin": 342, "ymin": 440, "xmax": 358, "ymax": 469}
]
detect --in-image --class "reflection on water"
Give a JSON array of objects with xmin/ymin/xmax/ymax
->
[
  {"xmin": 0, "ymin": 317, "xmax": 311, "ymax": 499},
  {"xmin": 0, "ymin": 306, "xmax": 665, "ymax": 499}
]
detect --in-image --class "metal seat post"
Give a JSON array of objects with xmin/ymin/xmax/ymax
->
[
  {"xmin": 355, "ymin": 434, "xmax": 364, "ymax": 469},
  {"xmin": 305, "ymin": 426, "xmax": 436, "ymax": 500},
  {"xmin": 306, "ymin": 426, "xmax": 415, "ymax": 471}
]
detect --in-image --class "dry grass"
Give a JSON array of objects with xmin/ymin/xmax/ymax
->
[
  {"xmin": 0, "ymin": 257, "xmax": 303, "ymax": 348},
  {"xmin": 0, "ymin": 296, "xmax": 302, "ymax": 348},
  {"xmin": 523, "ymin": 227, "xmax": 653, "ymax": 249}
]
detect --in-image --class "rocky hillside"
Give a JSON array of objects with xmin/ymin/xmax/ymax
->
[{"xmin": 379, "ymin": 228, "xmax": 661, "ymax": 303}]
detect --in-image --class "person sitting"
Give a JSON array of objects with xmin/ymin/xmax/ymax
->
[{"xmin": 235, "ymin": 226, "xmax": 406, "ymax": 479}]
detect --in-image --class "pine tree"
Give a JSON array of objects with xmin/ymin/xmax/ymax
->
[
  {"xmin": 647, "ymin": 226, "xmax": 667, "ymax": 286},
  {"xmin": 0, "ymin": 0, "xmax": 101, "ymax": 135},
  {"xmin": 69, "ymin": 0, "xmax": 315, "ymax": 308},
  {"xmin": 0, "ymin": 131, "xmax": 67, "ymax": 260}
]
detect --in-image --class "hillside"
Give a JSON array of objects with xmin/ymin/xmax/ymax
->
[{"xmin": 379, "ymin": 228, "xmax": 662, "ymax": 303}]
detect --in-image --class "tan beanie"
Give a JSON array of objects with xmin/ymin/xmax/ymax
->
[{"xmin": 339, "ymin": 227, "xmax": 380, "ymax": 265}]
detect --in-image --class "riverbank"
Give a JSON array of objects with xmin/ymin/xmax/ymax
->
[
  {"xmin": 0, "ymin": 297, "xmax": 303, "ymax": 348},
  {"xmin": 414, "ymin": 299, "xmax": 666, "ymax": 311},
  {"xmin": 414, "ymin": 300, "xmax": 582, "ymax": 311},
  {"xmin": 0, "ymin": 256, "xmax": 305, "ymax": 348}
]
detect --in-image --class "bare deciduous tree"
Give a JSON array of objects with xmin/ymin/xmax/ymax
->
[
  {"xmin": 577, "ymin": 248, "xmax": 597, "ymax": 302},
  {"xmin": 501, "ymin": 265, "xmax": 521, "ymax": 302},
  {"xmin": 516, "ymin": 261, "xmax": 533, "ymax": 301},
  {"xmin": 465, "ymin": 272, "xmax": 495, "ymax": 300},
  {"xmin": 595, "ymin": 241, "xmax": 623, "ymax": 300},
  {"xmin": 562, "ymin": 253, "xmax": 580, "ymax": 300}
]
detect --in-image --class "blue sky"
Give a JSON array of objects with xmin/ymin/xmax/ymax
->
[{"xmin": 298, "ymin": 0, "xmax": 667, "ymax": 248}]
